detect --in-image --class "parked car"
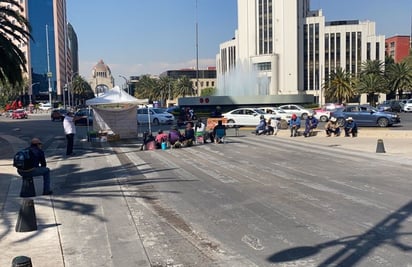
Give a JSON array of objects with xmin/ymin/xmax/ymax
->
[
  {"xmin": 51, "ymin": 109, "xmax": 67, "ymax": 121},
  {"xmin": 137, "ymin": 107, "xmax": 175, "ymax": 125},
  {"xmin": 257, "ymin": 107, "xmax": 291, "ymax": 128},
  {"xmin": 313, "ymin": 108, "xmax": 331, "ymax": 122},
  {"xmin": 38, "ymin": 102, "xmax": 52, "ymax": 111},
  {"xmin": 222, "ymin": 108, "xmax": 280, "ymax": 127},
  {"xmin": 403, "ymin": 99, "xmax": 412, "ymax": 112},
  {"xmin": 277, "ymin": 104, "xmax": 314, "ymax": 119},
  {"xmin": 74, "ymin": 109, "xmax": 94, "ymax": 125},
  {"xmin": 330, "ymin": 105, "xmax": 401, "ymax": 127},
  {"xmin": 377, "ymin": 100, "xmax": 402, "ymax": 113},
  {"xmin": 11, "ymin": 109, "xmax": 28, "ymax": 119}
]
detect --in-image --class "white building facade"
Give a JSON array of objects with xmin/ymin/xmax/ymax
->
[{"xmin": 216, "ymin": 0, "xmax": 385, "ymax": 104}]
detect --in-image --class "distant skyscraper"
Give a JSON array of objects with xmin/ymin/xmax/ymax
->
[
  {"xmin": 22, "ymin": 0, "xmax": 74, "ymax": 102},
  {"xmin": 217, "ymin": 0, "xmax": 385, "ymax": 104}
]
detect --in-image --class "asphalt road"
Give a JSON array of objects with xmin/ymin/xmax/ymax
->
[{"xmin": 1, "ymin": 114, "xmax": 412, "ymax": 266}]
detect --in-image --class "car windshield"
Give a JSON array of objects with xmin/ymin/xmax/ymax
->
[
  {"xmin": 254, "ymin": 109, "xmax": 266, "ymax": 114},
  {"xmin": 152, "ymin": 108, "xmax": 167, "ymax": 114}
]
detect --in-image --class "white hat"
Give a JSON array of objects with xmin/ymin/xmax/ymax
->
[
  {"xmin": 330, "ymin": 117, "xmax": 337, "ymax": 122},
  {"xmin": 346, "ymin": 117, "xmax": 353, "ymax": 121}
]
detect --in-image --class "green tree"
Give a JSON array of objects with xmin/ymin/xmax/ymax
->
[
  {"xmin": 71, "ymin": 75, "xmax": 94, "ymax": 106},
  {"xmin": 175, "ymin": 76, "xmax": 194, "ymax": 97},
  {"xmin": 158, "ymin": 76, "xmax": 173, "ymax": 106},
  {"xmin": 386, "ymin": 62, "xmax": 412, "ymax": 99},
  {"xmin": 200, "ymin": 87, "xmax": 216, "ymax": 96},
  {"xmin": 0, "ymin": 0, "xmax": 32, "ymax": 86},
  {"xmin": 323, "ymin": 67, "xmax": 356, "ymax": 103},
  {"xmin": 134, "ymin": 75, "xmax": 158, "ymax": 102},
  {"xmin": 356, "ymin": 74, "xmax": 387, "ymax": 106}
]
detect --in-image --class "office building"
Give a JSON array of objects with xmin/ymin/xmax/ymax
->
[
  {"xmin": 385, "ymin": 35, "xmax": 411, "ymax": 63},
  {"xmin": 216, "ymin": 0, "xmax": 385, "ymax": 104}
]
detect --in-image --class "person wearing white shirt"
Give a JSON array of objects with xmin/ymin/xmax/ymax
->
[{"xmin": 63, "ymin": 111, "xmax": 85, "ymax": 156}]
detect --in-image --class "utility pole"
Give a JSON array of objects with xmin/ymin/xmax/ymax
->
[
  {"xmin": 46, "ymin": 25, "xmax": 52, "ymax": 109},
  {"xmin": 195, "ymin": 0, "xmax": 199, "ymax": 96}
]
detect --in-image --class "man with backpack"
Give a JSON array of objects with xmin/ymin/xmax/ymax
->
[{"xmin": 16, "ymin": 138, "xmax": 52, "ymax": 195}]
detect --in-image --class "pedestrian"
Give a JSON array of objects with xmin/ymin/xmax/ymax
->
[
  {"xmin": 344, "ymin": 117, "xmax": 358, "ymax": 137},
  {"xmin": 325, "ymin": 117, "xmax": 341, "ymax": 137},
  {"xmin": 17, "ymin": 138, "xmax": 53, "ymax": 195},
  {"xmin": 303, "ymin": 114, "xmax": 319, "ymax": 137},
  {"xmin": 289, "ymin": 113, "xmax": 301, "ymax": 137},
  {"xmin": 63, "ymin": 111, "xmax": 85, "ymax": 156},
  {"xmin": 255, "ymin": 115, "xmax": 267, "ymax": 135}
]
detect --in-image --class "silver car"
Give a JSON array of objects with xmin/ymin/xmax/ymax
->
[{"xmin": 278, "ymin": 104, "xmax": 314, "ymax": 119}]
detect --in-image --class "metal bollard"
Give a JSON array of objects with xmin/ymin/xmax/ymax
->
[
  {"xmin": 12, "ymin": 255, "xmax": 32, "ymax": 267},
  {"xmin": 20, "ymin": 176, "xmax": 36, "ymax": 198},
  {"xmin": 15, "ymin": 199, "xmax": 37, "ymax": 232},
  {"xmin": 376, "ymin": 139, "xmax": 386, "ymax": 153}
]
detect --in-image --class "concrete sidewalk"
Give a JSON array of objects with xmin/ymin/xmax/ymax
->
[{"xmin": 1, "ymin": 127, "xmax": 411, "ymax": 267}]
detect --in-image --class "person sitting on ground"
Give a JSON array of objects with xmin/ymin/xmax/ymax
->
[
  {"xmin": 141, "ymin": 132, "xmax": 155, "ymax": 150},
  {"xmin": 168, "ymin": 125, "xmax": 183, "ymax": 148},
  {"xmin": 212, "ymin": 120, "xmax": 226, "ymax": 143},
  {"xmin": 270, "ymin": 117, "xmax": 281, "ymax": 136},
  {"xmin": 194, "ymin": 118, "xmax": 207, "ymax": 143},
  {"xmin": 344, "ymin": 117, "xmax": 358, "ymax": 137},
  {"xmin": 303, "ymin": 114, "xmax": 319, "ymax": 137},
  {"xmin": 289, "ymin": 113, "xmax": 301, "ymax": 137},
  {"xmin": 325, "ymin": 117, "xmax": 341, "ymax": 137},
  {"xmin": 155, "ymin": 129, "xmax": 168, "ymax": 149},
  {"xmin": 255, "ymin": 115, "xmax": 267, "ymax": 135},
  {"xmin": 17, "ymin": 138, "xmax": 53, "ymax": 195},
  {"xmin": 183, "ymin": 122, "xmax": 195, "ymax": 146}
]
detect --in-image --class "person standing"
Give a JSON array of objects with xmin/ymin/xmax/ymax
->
[
  {"xmin": 63, "ymin": 111, "xmax": 85, "ymax": 156},
  {"xmin": 17, "ymin": 138, "xmax": 52, "ymax": 195}
]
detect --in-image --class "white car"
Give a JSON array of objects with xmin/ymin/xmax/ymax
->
[
  {"xmin": 222, "ymin": 108, "xmax": 280, "ymax": 127},
  {"xmin": 137, "ymin": 108, "xmax": 175, "ymax": 125},
  {"xmin": 278, "ymin": 104, "xmax": 314, "ymax": 119},
  {"xmin": 38, "ymin": 102, "xmax": 51, "ymax": 111},
  {"xmin": 257, "ymin": 107, "xmax": 292, "ymax": 122},
  {"xmin": 313, "ymin": 108, "xmax": 331, "ymax": 122},
  {"xmin": 403, "ymin": 99, "xmax": 412, "ymax": 112}
]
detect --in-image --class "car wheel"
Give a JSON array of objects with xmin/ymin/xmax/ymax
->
[
  {"xmin": 337, "ymin": 118, "xmax": 346, "ymax": 127},
  {"xmin": 227, "ymin": 119, "xmax": 235, "ymax": 128},
  {"xmin": 377, "ymin": 117, "xmax": 389, "ymax": 127},
  {"xmin": 320, "ymin": 115, "xmax": 328, "ymax": 122},
  {"xmin": 153, "ymin": 118, "xmax": 160, "ymax": 126},
  {"xmin": 301, "ymin": 113, "xmax": 308, "ymax": 120}
]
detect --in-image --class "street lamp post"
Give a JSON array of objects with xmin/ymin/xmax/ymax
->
[
  {"xmin": 29, "ymin": 82, "xmax": 40, "ymax": 105},
  {"xmin": 69, "ymin": 72, "xmax": 78, "ymax": 108},
  {"xmin": 119, "ymin": 75, "xmax": 128, "ymax": 94}
]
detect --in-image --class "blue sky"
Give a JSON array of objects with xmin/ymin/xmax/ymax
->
[{"xmin": 67, "ymin": 0, "xmax": 411, "ymax": 85}]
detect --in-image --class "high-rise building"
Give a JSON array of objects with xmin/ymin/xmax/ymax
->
[
  {"xmin": 217, "ymin": 0, "xmax": 385, "ymax": 104},
  {"xmin": 10, "ymin": 0, "xmax": 76, "ymax": 103},
  {"xmin": 385, "ymin": 35, "xmax": 411, "ymax": 63}
]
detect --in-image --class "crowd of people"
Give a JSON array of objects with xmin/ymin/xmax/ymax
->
[{"xmin": 141, "ymin": 118, "xmax": 228, "ymax": 150}]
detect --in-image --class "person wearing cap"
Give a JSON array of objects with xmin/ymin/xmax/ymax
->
[
  {"xmin": 255, "ymin": 115, "xmax": 267, "ymax": 135},
  {"xmin": 289, "ymin": 113, "xmax": 301, "ymax": 137},
  {"xmin": 344, "ymin": 117, "xmax": 358, "ymax": 137},
  {"xmin": 17, "ymin": 138, "xmax": 52, "ymax": 195},
  {"xmin": 324, "ymin": 117, "xmax": 341, "ymax": 137},
  {"xmin": 303, "ymin": 113, "xmax": 319, "ymax": 137},
  {"xmin": 63, "ymin": 111, "xmax": 86, "ymax": 156}
]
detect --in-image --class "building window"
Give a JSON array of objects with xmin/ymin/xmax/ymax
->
[{"xmin": 256, "ymin": 62, "xmax": 271, "ymax": 71}]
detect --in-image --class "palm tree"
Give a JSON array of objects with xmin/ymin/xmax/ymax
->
[
  {"xmin": 360, "ymin": 59, "xmax": 385, "ymax": 76},
  {"xmin": 356, "ymin": 73, "xmax": 387, "ymax": 106},
  {"xmin": 134, "ymin": 75, "xmax": 158, "ymax": 102},
  {"xmin": 175, "ymin": 76, "xmax": 194, "ymax": 97},
  {"xmin": 0, "ymin": 0, "xmax": 32, "ymax": 86},
  {"xmin": 386, "ymin": 62, "xmax": 412, "ymax": 99},
  {"xmin": 323, "ymin": 67, "xmax": 356, "ymax": 104},
  {"xmin": 71, "ymin": 75, "xmax": 93, "ymax": 106},
  {"xmin": 158, "ymin": 76, "xmax": 172, "ymax": 106}
]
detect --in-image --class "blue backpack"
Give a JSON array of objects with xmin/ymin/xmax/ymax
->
[{"xmin": 13, "ymin": 148, "xmax": 34, "ymax": 170}]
